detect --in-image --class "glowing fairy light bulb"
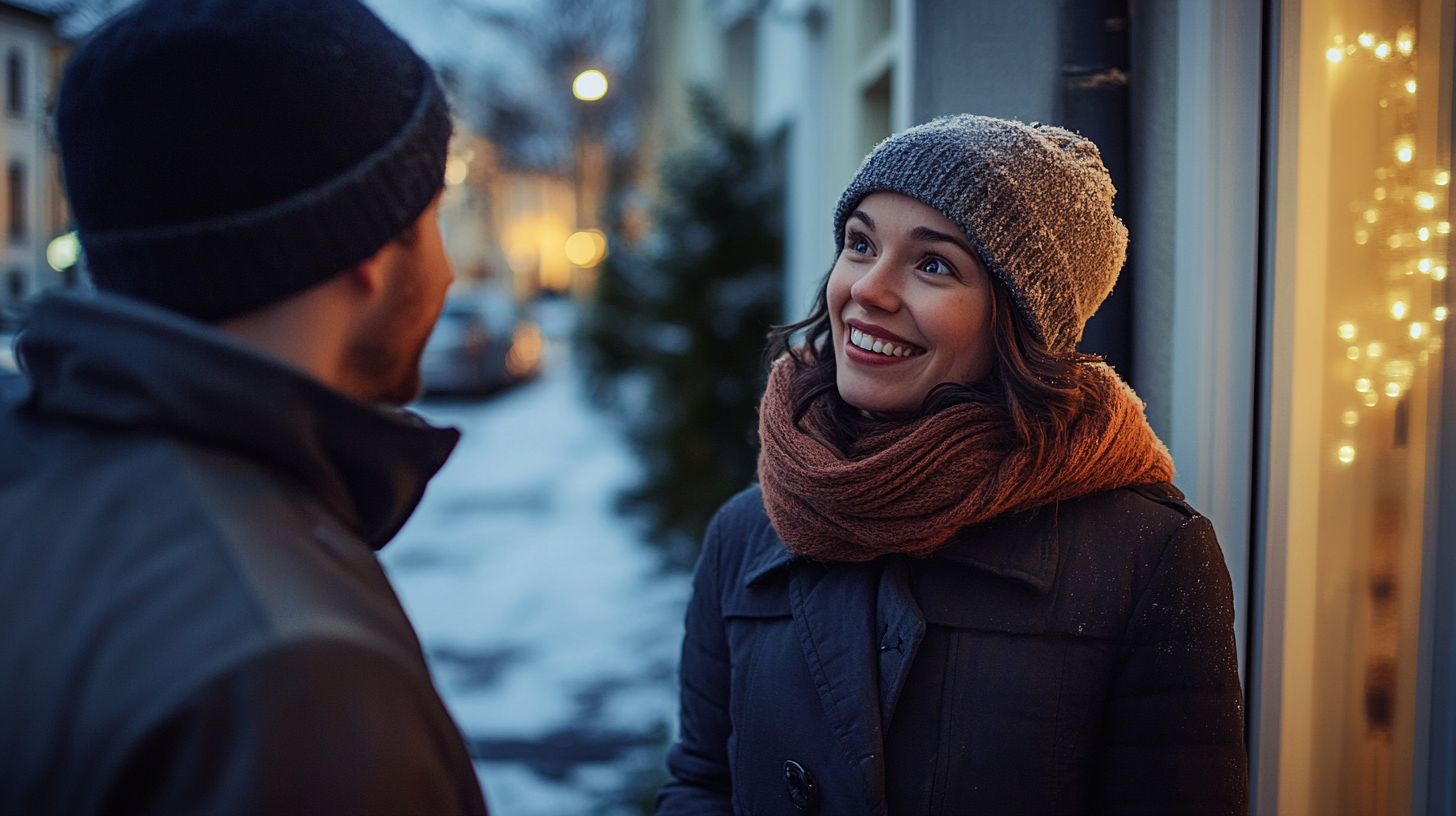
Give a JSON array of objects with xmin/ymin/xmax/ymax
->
[
  {"xmin": 1419, "ymin": 227, "xmax": 1430, "ymax": 241},
  {"xmin": 1376, "ymin": 187, "xmax": 1387, "ymax": 200},
  {"xmin": 1368, "ymin": 342, "xmax": 1385, "ymax": 357},
  {"xmin": 1359, "ymin": 33, "xmax": 1375, "ymax": 47},
  {"xmin": 1347, "ymin": 346, "xmax": 1361, "ymax": 360},
  {"xmin": 1356, "ymin": 378, "xmax": 1372, "ymax": 393},
  {"xmin": 1365, "ymin": 392, "xmax": 1380, "ymax": 407},
  {"xmin": 1417, "ymin": 192, "xmax": 1437, "ymax": 210},
  {"xmin": 1337, "ymin": 444, "xmax": 1356, "ymax": 464},
  {"xmin": 1376, "ymin": 42, "xmax": 1392, "ymax": 58},
  {"xmin": 1419, "ymin": 258, "xmax": 1434, "ymax": 273},
  {"xmin": 1338, "ymin": 321, "xmax": 1357, "ymax": 340},
  {"xmin": 1397, "ymin": 142, "xmax": 1415, "ymax": 163},
  {"xmin": 1364, "ymin": 209, "xmax": 1379, "ymax": 223},
  {"xmin": 1411, "ymin": 322, "xmax": 1426, "ymax": 339},
  {"xmin": 1393, "ymin": 301, "xmax": 1409, "ymax": 319},
  {"xmin": 1326, "ymin": 47, "xmax": 1343, "ymax": 62},
  {"xmin": 1435, "ymin": 266, "xmax": 1449, "ymax": 281},
  {"xmin": 1397, "ymin": 33, "xmax": 1414, "ymax": 54},
  {"xmin": 1386, "ymin": 382, "xmax": 1402, "ymax": 397},
  {"xmin": 1407, "ymin": 79, "xmax": 1418, "ymax": 94},
  {"xmin": 1356, "ymin": 230, "xmax": 1370, "ymax": 245},
  {"xmin": 1437, "ymin": 170, "xmax": 1451, "ymax": 186},
  {"xmin": 1343, "ymin": 410, "xmax": 1360, "ymax": 427},
  {"xmin": 1440, "ymin": 222, "xmax": 1452, "ymax": 234},
  {"xmin": 1436, "ymin": 306, "xmax": 1449, "ymax": 322}
]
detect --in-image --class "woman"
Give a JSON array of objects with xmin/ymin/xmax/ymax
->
[{"xmin": 656, "ymin": 115, "xmax": 1248, "ymax": 815}]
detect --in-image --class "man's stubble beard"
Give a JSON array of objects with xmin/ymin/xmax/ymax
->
[{"xmin": 342, "ymin": 266, "xmax": 439, "ymax": 407}]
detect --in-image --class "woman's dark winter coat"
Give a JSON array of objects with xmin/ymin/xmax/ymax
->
[{"xmin": 657, "ymin": 483, "xmax": 1248, "ymax": 815}]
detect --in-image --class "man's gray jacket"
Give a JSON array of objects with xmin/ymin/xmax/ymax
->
[{"xmin": 0, "ymin": 293, "xmax": 489, "ymax": 815}]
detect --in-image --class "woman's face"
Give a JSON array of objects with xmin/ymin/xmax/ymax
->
[{"xmin": 828, "ymin": 191, "xmax": 995, "ymax": 415}]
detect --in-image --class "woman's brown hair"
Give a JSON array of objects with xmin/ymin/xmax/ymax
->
[{"xmin": 765, "ymin": 267, "xmax": 1104, "ymax": 465}]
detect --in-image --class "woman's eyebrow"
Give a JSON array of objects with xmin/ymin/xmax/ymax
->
[
  {"xmin": 910, "ymin": 226, "xmax": 977, "ymax": 259},
  {"xmin": 848, "ymin": 210, "xmax": 876, "ymax": 231}
]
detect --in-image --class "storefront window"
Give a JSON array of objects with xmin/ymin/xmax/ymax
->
[{"xmin": 1277, "ymin": 0, "xmax": 1451, "ymax": 812}]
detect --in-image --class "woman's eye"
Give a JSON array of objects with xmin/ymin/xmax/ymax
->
[
  {"xmin": 846, "ymin": 233, "xmax": 871, "ymax": 254},
  {"xmin": 922, "ymin": 257, "xmax": 953, "ymax": 276}
]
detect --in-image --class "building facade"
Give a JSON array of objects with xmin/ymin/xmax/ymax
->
[
  {"xmin": 643, "ymin": 0, "xmax": 1456, "ymax": 812},
  {"xmin": 0, "ymin": 1, "xmax": 66, "ymax": 320}
]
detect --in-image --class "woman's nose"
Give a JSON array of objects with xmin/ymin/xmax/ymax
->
[{"xmin": 849, "ymin": 257, "xmax": 901, "ymax": 313}]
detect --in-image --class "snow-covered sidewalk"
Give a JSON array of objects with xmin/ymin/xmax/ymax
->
[{"xmin": 382, "ymin": 351, "xmax": 690, "ymax": 815}]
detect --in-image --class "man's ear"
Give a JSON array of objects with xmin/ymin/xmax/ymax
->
[{"xmin": 342, "ymin": 247, "xmax": 394, "ymax": 298}]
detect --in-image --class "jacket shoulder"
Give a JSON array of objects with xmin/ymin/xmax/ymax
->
[{"xmin": 698, "ymin": 483, "xmax": 792, "ymax": 593}]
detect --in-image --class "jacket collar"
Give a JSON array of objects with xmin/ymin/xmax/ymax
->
[
  {"xmin": 16, "ymin": 291, "xmax": 459, "ymax": 549},
  {"xmin": 930, "ymin": 503, "xmax": 1061, "ymax": 594},
  {"xmin": 744, "ymin": 501, "xmax": 1061, "ymax": 594}
]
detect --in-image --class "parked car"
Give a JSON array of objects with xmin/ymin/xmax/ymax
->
[
  {"xmin": 0, "ymin": 333, "xmax": 26, "ymax": 404},
  {"xmin": 420, "ymin": 291, "xmax": 542, "ymax": 396}
]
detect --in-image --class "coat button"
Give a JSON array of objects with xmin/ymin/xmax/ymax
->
[{"xmin": 783, "ymin": 760, "xmax": 820, "ymax": 812}]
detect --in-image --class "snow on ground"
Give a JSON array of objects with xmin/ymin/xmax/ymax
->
[{"xmin": 382, "ymin": 332, "xmax": 689, "ymax": 815}]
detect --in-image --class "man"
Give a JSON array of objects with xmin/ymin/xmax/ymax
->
[{"xmin": 0, "ymin": 0, "xmax": 489, "ymax": 813}]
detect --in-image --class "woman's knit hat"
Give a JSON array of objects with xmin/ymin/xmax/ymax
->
[
  {"xmin": 833, "ymin": 114, "xmax": 1127, "ymax": 353},
  {"xmin": 56, "ymin": 0, "xmax": 452, "ymax": 322}
]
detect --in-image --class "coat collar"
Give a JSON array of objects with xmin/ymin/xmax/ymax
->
[
  {"xmin": 744, "ymin": 501, "xmax": 1062, "ymax": 594},
  {"xmin": 16, "ymin": 291, "xmax": 459, "ymax": 549}
]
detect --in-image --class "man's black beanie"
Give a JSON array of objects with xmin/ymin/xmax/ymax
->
[{"xmin": 56, "ymin": 0, "xmax": 452, "ymax": 322}]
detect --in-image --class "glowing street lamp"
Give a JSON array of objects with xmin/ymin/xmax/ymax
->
[{"xmin": 572, "ymin": 69, "xmax": 608, "ymax": 101}]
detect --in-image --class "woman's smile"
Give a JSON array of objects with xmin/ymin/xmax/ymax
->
[{"xmin": 828, "ymin": 191, "xmax": 995, "ymax": 414}]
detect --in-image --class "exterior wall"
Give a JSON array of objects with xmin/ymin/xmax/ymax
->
[{"xmin": 0, "ymin": 5, "xmax": 63, "ymax": 309}]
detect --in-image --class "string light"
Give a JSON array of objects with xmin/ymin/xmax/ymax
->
[
  {"xmin": 1387, "ymin": 382, "xmax": 1403, "ymax": 397},
  {"xmin": 1338, "ymin": 444, "xmax": 1357, "ymax": 464},
  {"xmin": 1356, "ymin": 230, "xmax": 1370, "ymax": 244},
  {"xmin": 1397, "ymin": 32, "xmax": 1414, "ymax": 54},
  {"xmin": 1356, "ymin": 378, "xmax": 1372, "ymax": 393},
  {"xmin": 1359, "ymin": 33, "xmax": 1376, "ymax": 47},
  {"xmin": 1436, "ymin": 266, "xmax": 1449, "ymax": 281},
  {"xmin": 1417, "ymin": 192, "xmax": 1437, "ymax": 210},
  {"xmin": 1436, "ymin": 306, "xmax": 1449, "ymax": 321},
  {"xmin": 1327, "ymin": 47, "xmax": 1344, "ymax": 62},
  {"xmin": 1407, "ymin": 79, "xmax": 1418, "ymax": 93},
  {"xmin": 1364, "ymin": 209, "xmax": 1379, "ymax": 222},
  {"xmin": 1397, "ymin": 140, "xmax": 1414, "ymax": 163},
  {"xmin": 1393, "ymin": 300, "xmax": 1409, "ymax": 319},
  {"xmin": 1368, "ymin": 341, "xmax": 1385, "ymax": 357},
  {"xmin": 1365, "ymin": 392, "xmax": 1380, "ymax": 406},
  {"xmin": 1437, "ymin": 170, "xmax": 1451, "ymax": 186},
  {"xmin": 1440, "ymin": 222, "xmax": 1452, "ymax": 234},
  {"xmin": 1347, "ymin": 346, "xmax": 1361, "ymax": 360},
  {"xmin": 1343, "ymin": 410, "xmax": 1360, "ymax": 427},
  {"xmin": 1375, "ymin": 42, "xmax": 1392, "ymax": 58},
  {"xmin": 1376, "ymin": 187, "xmax": 1387, "ymax": 200},
  {"xmin": 1419, "ymin": 227, "xmax": 1430, "ymax": 241},
  {"xmin": 1411, "ymin": 322, "xmax": 1426, "ymax": 339},
  {"xmin": 1419, "ymin": 258, "xmax": 1434, "ymax": 273},
  {"xmin": 1338, "ymin": 322, "xmax": 1358, "ymax": 340}
]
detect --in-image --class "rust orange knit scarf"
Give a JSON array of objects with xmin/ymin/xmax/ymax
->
[{"xmin": 757, "ymin": 359, "xmax": 1175, "ymax": 562}]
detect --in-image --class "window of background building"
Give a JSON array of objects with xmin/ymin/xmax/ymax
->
[
  {"xmin": 7, "ymin": 49, "xmax": 24, "ymax": 117},
  {"xmin": 1275, "ymin": 0, "xmax": 1451, "ymax": 812},
  {"xmin": 9, "ymin": 161, "xmax": 27, "ymax": 243}
]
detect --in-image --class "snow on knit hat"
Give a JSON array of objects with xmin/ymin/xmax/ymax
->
[
  {"xmin": 56, "ymin": 0, "xmax": 452, "ymax": 322},
  {"xmin": 833, "ymin": 114, "xmax": 1127, "ymax": 353}
]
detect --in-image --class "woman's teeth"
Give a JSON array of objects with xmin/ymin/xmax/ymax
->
[{"xmin": 850, "ymin": 327, "xmax": 918, "ymax": 358}]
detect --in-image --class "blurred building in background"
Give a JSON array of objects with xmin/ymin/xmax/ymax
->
[
  {"xmin": 0, "ymin": 1, "xmax": 69, "ymax": 325},
  {"xmin": 639, "ymin": 1, "xmax": 1456, "ymax": 813}
]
